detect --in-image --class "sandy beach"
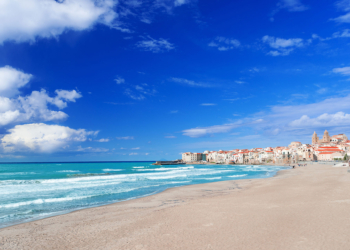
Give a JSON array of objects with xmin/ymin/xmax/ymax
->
[{"xmin": 1, "ymin": 163, "xmax": 350, "ymax": 250}]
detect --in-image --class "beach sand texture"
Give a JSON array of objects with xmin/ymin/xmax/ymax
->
[{"xmin": 1, "ymin": 163, "xmax": 350, "ymax": 250}]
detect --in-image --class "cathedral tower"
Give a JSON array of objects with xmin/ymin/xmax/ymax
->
[
  {"xmin": 321, "ymin": 130, "xmax": 331, "ymax": 143},
  {"xmin": 312, "ymin": 131, "xmax": 319, "ymax": 145}
]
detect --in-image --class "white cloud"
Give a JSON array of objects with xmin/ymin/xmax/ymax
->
[
  {"xmin": 312, "ymin": 29, "xmax": 350, "ymax": 41},
  {"xmin": 116, "ymin": 136, "xmax": 134, "ymax": 140},
  {"xmin": 0, "ymin": 66, "xmax": 82, "ymax": 127},
  {"xmin": 316, "ymin": 88, "xmax": 328, "ymax": 94},
  {"xmin": 182, "ymin": 123, "xmax": 240, "ymax": 138},
  {"xmin": 262, "ymin": 35, "xmax": 308, "ymax": 56},
  {"xmin": 336, "ymin": 0, "xmax": 350, "ymax": 11},
  {"xmin": 208, "ymin": 36, "xmax": 240, "ymax": 51},
  {"xmin": 200, "ymin": 103, "xmax": 216, "ymax": 106},
  {"xmin": 170, "ymin": 77, "xmax": 212, "ymax": 87},
  {"xmin": 145, "ymin": 152, "xmax": 149, "ymax": 155},
  {"xmin": 114, "ymin": 76, "xmax": 125, "ymax": 84},
  {"xmin": 96, "ymin": 138, "xmax": 109, "ymax": 142},
  {"xmin": 165, "ymin": 135, "xmax": 176, "ymax": 138},
  {"xmin": 289, "ymin": 112, "xmax": 350, "ymax": 128},
  {"xmin": 0, "ymin": 0, "xmax": 119, "ymax": 44},
  {"xmin": 76, "ymin": 146, "xmax": 109, "ymax": 152},
  {"xmin": 0, "ymin": 89, "xmax": 81, "ymax": 126},
  {"xmin": 332, "ymin": 29, "xmax": 350, "ymax": 38},
  {"xmin": 136, "ymin": 37, "xmax": 174, "ymax": 53},
  {"xmin": 129, "ymin": 152, "xmax": 138, "ymax": 155},
  {"xmin": 123, "ymin": 84, "xmax": 156, "ymax": 100},
  {"xmin": 249, "ymin": 67, "xmax": 260, "ymax": 73},
  {"xmin": 154, "ymin": 0, "xmax": 193, "ymax": 12},
  {"xmin": 276, "ymin": 0, "xmax": 308, "ymax": 12},
  {"xmin": 271, "ymin": 0, "xmax": 308, "ymax": 19},
  {"xmin": 124, "ymin": 88, "xmax": 145, "ymax": 100},
  {"xmin": 262, "ymin": 36, "xmax": 304, "ymax": 49},
  {"xmin": 173, "ymin": 0, "xmax": 192, "ymax": 6},
  {"xmin": 0, "ymin": 66, "xmax": 32, "ymax": 97},
  {"xmin": 333, "ymin": 66, "xmax": 350, "ymax": 76},
  {"xmin": 235, "ymin": 81, "xmax": 245, "ymax": 84},
  {"xmin": 1, "ymin": 123, "xmax": 97, "ymax": 153},
  {"xmin": 182, "ymin": 93, "xmax": 350, "ymax": 139},
  {"xmin": 333, "ymin": 0, "xmax": 350, "ymax": 23},
  {"xmin": 170, "ymin": 110, "xmax": 178, "ymax": 114},
  {"xmin": 131, "ymin": 147, "xmax": 140, "ymax": 150},
  {"xmin": 335, "ymin": 14, "xmax": 350, "ymax": 24}
]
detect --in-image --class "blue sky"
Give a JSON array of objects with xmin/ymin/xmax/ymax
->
[{"xmin": 1, "ymin": 0, "xmax": 350, "ymax": 161}]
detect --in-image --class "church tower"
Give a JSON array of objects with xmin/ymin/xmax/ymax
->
[
  {"xmin": 312, "ymin": 131, "xmax": 319, "ymax": 145},
  {"xmin": 321, "ymin": 130, "xmax": 331, "ymax": 143}
]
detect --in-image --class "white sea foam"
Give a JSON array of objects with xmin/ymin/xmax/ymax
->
[
  {"xmin": 0, "ymin": 187, "xmax": 143, "ymax": 209},
  {"xmin": 228, "ymin": 174, "xmax": 248, "ymax": 178},
  {"xmin": 57, "ymin": 170, "xmax": 80, "ymax": 173},
  {"xmin": 147, "ymin": 174, "xmax": 187, "ymax": 180},
  {"xmin": 0, "ymin": 163, "xmax": 286, "ymax": 228},
  {"xmin": 0, "ymin": 172, "xmax": 36, "ymax": 175},
  {"xmin": 136, "ymin": 166, "xmax": 194, "ymax": 171},
  {"xmin": 201, "ymin": 177, "xmax": 222, "ymax": 180}
]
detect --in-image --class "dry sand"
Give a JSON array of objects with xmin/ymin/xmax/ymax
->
[{"xmin": 1, "ymin": 163, "xmax": 350, "ymax": 250}]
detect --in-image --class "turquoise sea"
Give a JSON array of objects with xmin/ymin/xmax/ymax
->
[{"xmin": 0, "ymin": 162, "xmax": 287, "ymax": 228}]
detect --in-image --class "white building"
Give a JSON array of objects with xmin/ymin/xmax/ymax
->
[{"xmin": 182, "ymin": 152, "xmax": 202, "ymax": 162}]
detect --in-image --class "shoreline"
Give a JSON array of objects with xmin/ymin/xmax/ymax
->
[
  {"xmin": 2, "ymin": 163, "xmax": 350, "ymax": 249},
  {"xmin": 0, "ymin": 164, "xmax": 287, "ymax": 230}
]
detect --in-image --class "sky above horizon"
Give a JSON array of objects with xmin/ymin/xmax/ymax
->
[{"xmin": 1, "ymin": 0, "xmax": 350, "ymax": 162}]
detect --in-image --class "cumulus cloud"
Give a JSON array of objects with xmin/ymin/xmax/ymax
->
[
  {"xmin": 116, "ymin": 136, "xmax": 134, "ymax": 140},
  {"xmin": 0, "ymin": 66, "xmax": 32, "ymax": 97},
  {"xmin": 0, "ymin": 0, "xmax": 119, "ymax": 44},
  {"xmin": 170, "ymin": 77, "xmax": 212, "ymax": 87},
  {"xmin": 208, "ymin": 36, "xmax": 240, "ymax": 51},
  {"xmin": 1, "ymin": 123, "xmax": 97, "ymax": 153},
  {"xmin": 289, "ymin": 112, "xmax": 350, "ymax": 128},
  {"xmin": 131, "ymin": 147, "xmax": 140, "ymax": 150},
  {"xmin": 0, "ymin": 66, "xmax": 82, "ymax": 127},
  {"xmin": 262, "ymin": 35, "xmax": 308, "ymax": 56},
  {"xmin": 0, "ymin": 89, "xmax": 81, "ymax": 126},
  {"xmin": 136, "ymin": 36, "xmax": 174, "ymax": 53}
]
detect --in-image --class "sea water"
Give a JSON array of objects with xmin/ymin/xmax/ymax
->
[{"xmin": 0, "ymin": 162, "xmax": 287, "ymax": 228}]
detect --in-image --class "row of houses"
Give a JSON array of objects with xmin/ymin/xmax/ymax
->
[{"xmin": 181, "ymin": 131, "xmax": 350, "ymax": 164}]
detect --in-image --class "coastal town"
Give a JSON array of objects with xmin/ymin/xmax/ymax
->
[{"xmin": 182, "ymin": 130, "xmax": 350, "ymax": 164}]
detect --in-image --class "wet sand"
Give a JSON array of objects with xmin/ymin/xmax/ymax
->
[{"xmin": 1, "ymin": 163, "xmax": 350, "ymax": 250}]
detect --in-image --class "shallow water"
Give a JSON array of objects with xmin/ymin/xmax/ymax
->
[{"xmin": 0, "ymin": 162, "xmax": 287, "ymax": 228}]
